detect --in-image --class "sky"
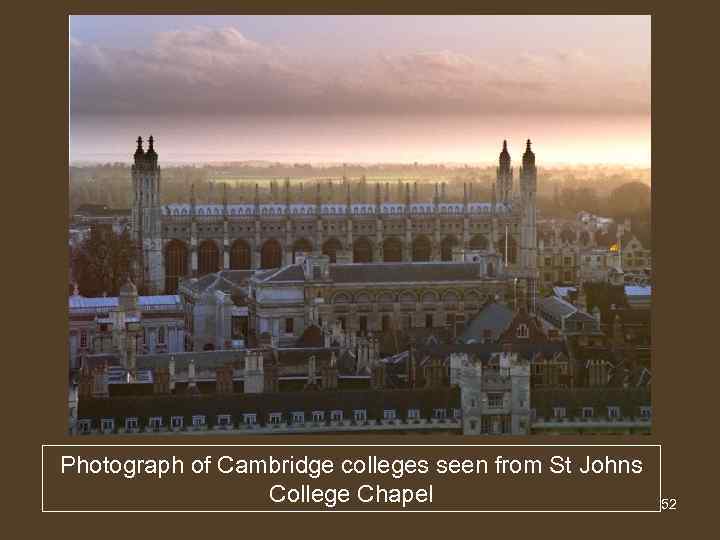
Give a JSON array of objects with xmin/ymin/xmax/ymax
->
[{"xmin": 70, "ymin": 15, "xmax": 651, "ymax": 166}]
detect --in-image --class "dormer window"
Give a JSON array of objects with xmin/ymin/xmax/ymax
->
[
  {"xmin": 516, "ymin": 323, "xmax": 529, "ymax": 338},
  {"xmin": 78, "ymin": 419, "xmax": 91, "ymax": 434}
]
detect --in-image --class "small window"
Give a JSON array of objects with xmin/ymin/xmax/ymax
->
[
  {"xmin": 292, "ymin": 411, "xmax": 305, "ymax": 425},
  {"xmin": 330, "ymin": 410, "xmax": 343, "ymax": 422},
  {"xmin": 78, "ymin": 419, "xmax": 91, "ymax": 434},
  {"xmin": 516, "ymin": 324, "xmax": 529, "ymax": 339},
  {"xmin": 607, "ymin": 406, "xmax": 620, "ymax": 419},
  {"xmin": 433, "ymin": 408, "xmax": 447, "ymax": 419},
  {"xmin": 312, "ymin": 411, "xmax": 324, "ymax": 423},
  {"xmin": 582, "ymin": 407, "xmax": 594, "ymax": 419},
  {"xmin": 192, "ymin": 415, "xmax": 206, "ymax": 426},
  {"xmin": 149, "ymin": 416, "xmax": 163, "ymax": 429},
  {"xmin": 407, "ymin": 408, "xmax": 420, "ymax": 419},
  {"xmin": 338, "ymin": 317, "xmax": 346, "ymax": 330},
  {"xmin": 469, "ymin": 420, "xmax": 478, "ymax": 431},
  {"xmin": 243, "ymin": 413, "xmax": 257, "ymax": 425},
  {"xmin": 640, "ymin": 406, "xmax": 652, "ymax": 419},
  {"xmin": 488, "ymin": 393, "xmax": 504, "ymax": 409},
  {"xmin": 101, "ymin": 418, "xmax": 114, "ymax": 432},
  {"xmin": 80, "ymin": 330, "xmax": 88, "ymax": 349},
  {"xmin": 383, "ymin": 409, "xmax": 396, "ymax": 420},
  {"xmin": 158, "ymin": 326, "xmax": 166, "ymax": 345},
  {"xmin": 353, "ymin": 409, "xmax": 367, "ymax": 422},
  {"xmin": 553, "ymin": 407, "xmax": 566, "ymax": 419},
  {"xmin": 425, "ymin": 313, "xmax": 433, "ymax": 328},
  {"xmin": 125, "ymin": 417, "xmax": 138, "ymax": 430},
  {"xmin": 171, "ymin": 416, "xmax": 184, "ymax": 428},
  {"xmin": 269, "ymin": 412, "xmax": 283, "ymax": 425},
  {"xmin": 217, "ymin": 414, "xmax": 232, "ymax": 427},
  {"xmin": 285, "ymin": 318, "xmax": 294, "ymax": 334}
]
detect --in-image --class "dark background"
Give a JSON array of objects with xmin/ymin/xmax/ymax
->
[{"xmin": 4, "ymin": 0, "xmax": 712, "ymax": 532}]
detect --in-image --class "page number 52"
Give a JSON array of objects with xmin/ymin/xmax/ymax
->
[{"xmin": 661, "ymin": 498, "xmax": 677, "ymax": 511}]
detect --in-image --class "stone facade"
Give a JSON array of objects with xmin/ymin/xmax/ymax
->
[{"xmin": 130, "ymin": 138, "xmax": 539, "ymax": 302}]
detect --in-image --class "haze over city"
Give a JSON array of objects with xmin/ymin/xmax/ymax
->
[{"xmin": 70, "ymin": 15, "xmax": 650, "ymax": 166}]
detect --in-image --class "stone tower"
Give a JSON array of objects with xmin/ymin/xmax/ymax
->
[
  {"xmin": 131, "ymin": 136, "xmax": 163, "ymax": 294},
  {"xmin": 496, "ymin": 140, "xmax": 513, "ymax": 204},
  {"xmin": 519, "ymin": 139, "xmax": 539, "ymax": 312},
  {"xmin": 115, "ymin": 277, "xmax": 141, "ymax": 380}
]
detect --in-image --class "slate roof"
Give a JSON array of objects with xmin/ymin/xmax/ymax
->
[
  {"xmin": 329, "ymin": 262, "xmax": 486, "ymax": 284},
  {"xmin": 461, "ymin": 302, "xmax": 514, "ymax": 343},
  {"xmin": 184, "ymin": 270, "xmax": 254, "ymax": 295},
  {"xmin": 532, "ymin": 388, "xmax": 650, "ymax": 419},
  {"xmin": 416, "ymin": 342, "xmax": 568, "ymax": 362},
  {"xmin": 260, "ymin": 265, "xmax": 307, "ymax": 282},
  {"xmin": 78, "ymin": 387, "xmax": 461, "ymax": 426},
  {"xmin": 69, "ymin": 295, "xmax": 181, "ymax": 311}
]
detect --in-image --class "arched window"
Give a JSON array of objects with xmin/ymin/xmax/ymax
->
[
  {"xmin": 469, "ymin": 234, "xmax": 489, "ymax": 250},
  {"xmin": 412, "ymin": 235, "xmax": 431, "ymax": 262},
  {"xmin": 260, "ymin": 239, "xmax": 282, "ymax": 269},
  {"xmin": 516, "ymin": 323, "xmax": 529, "ymax": 339},
  {"xmin": 322, "ymin": 238, "xmax": 343, "ymax": 263},
  {"xmin": 292, "ymin": 238, "xmax": 313, "ymax": 263},
  {"xmin": 198, "ymin": 240, "xmax": 220, "ymax": 277},
  {"xmin": 441, "ymin": 235, "xmax": 458, "ymax": 261},
  {"xmin": 230, "ymin": 239, "xmax": 251, "ymax": 270},
  {"xmin": 353, "ymin": 237, "xmax": 373, "ymax": 263},
  {"xmin": 164, "ymin": 239, "xmax": 189, "ymax": 293},
  {"xmin": 383, "ymin": 237, "xmax": 403, "ymax": 262}
]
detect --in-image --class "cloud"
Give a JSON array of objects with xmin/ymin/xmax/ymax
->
[{"xmin": 71, "ymin": 26, "xmax": 650, "ymax": 116}]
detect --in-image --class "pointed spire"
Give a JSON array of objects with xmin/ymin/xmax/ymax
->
[
  {"xmin": 134, "ymin": 136, "xmax": 144, "ymax": 158},
  {"xmin": 375, "ymin": 181, "xmax": 381, "ymax": 207},
  {"xmin": 146, "ymin": 135, "xmax": 157, "ymax": 160},
  {"xmin": 405, "ymin": 182, "xmax": 410, "ymax": 206},
  {"xmin": 522, "ymin": 138, "xmax": 535, "ymax": 168}
]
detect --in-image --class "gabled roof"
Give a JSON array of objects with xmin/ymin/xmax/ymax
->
[{"xmin": 461, "ymin": 302, "xmax": 514, "ymax": 343}]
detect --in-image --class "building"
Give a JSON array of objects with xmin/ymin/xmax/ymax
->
[
  {"xmin": 69, "ymin": 278, "xmax": 185, "ymax": 370},
  {"xmin": 178, "ymin": 270, "xmax": 254, "ymax": 352},
  {"xmin": 129, "ymin": 137, "xmax": 538, "ymax": 307},
  {"xmin": 246, "ymin": 255, "xmax": 510, "ymax": 348}
]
